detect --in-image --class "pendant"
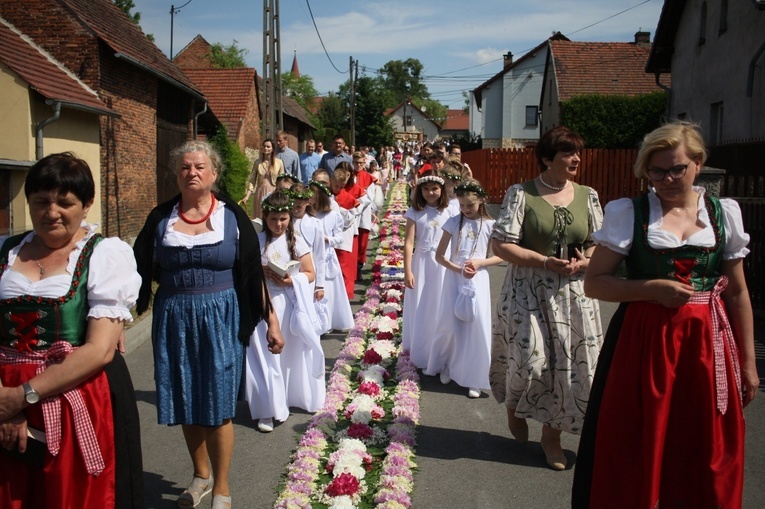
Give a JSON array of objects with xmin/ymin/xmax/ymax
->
[{"xmin": 39, "ymin": 268, "xmax": 45, "ymax": 275}]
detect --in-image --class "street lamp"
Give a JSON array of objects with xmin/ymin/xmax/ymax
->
[{"xmin": 169, "ymin": 0, "xmax": 194, "ymax": 59}]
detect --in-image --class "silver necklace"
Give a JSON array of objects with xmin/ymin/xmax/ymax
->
[
  {"xmin": 33, "ymin": 237, "xmax": 77, "ymax": 275},
  {"xmin": 538, "ymin": 173, "xmax": 568, "ymax": 191}
]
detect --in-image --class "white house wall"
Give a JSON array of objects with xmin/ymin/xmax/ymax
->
[
  {"xmin": 669, "ymin": 1, "xmax": 765, "ymax": 142},
  {"xmin": 502, "ymin": 55, "xmax": 545, "ymax": 145}
]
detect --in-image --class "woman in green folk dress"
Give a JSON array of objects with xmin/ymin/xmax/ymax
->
[{"xmin": 489, "ymin": 126, "xmax": 603, "ymax": 471}]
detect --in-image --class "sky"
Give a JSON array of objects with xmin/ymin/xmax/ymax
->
[{"xmin": 130, "ymin": 0, "xmax": 665, "ymax": 109}]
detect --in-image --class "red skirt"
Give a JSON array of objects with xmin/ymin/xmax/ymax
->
[
  {"xmin": 0, "ymin": 361, "xmax": 116, "ymax": 509},
  {"xmin": 574, "ymin": 300, "xmax": 745, "ymax": 508}
]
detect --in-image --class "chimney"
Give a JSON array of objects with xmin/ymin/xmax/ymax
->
[
  {"xmin": 634, "ymin": 31, "xmax": 651, "ymax": 48},
  {"xmin": 503, "ymin": 52, "xmax": 513, "ymax": 68}
]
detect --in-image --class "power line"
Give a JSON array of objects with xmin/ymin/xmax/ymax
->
[{"xmin": 304, "ymin": 0, "xmax": 346, "ymax": 74}]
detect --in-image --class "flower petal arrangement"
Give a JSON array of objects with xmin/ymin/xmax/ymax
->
[{"xmin": 275, "ymin": 182, "xmax": 419, "ymax": 509}]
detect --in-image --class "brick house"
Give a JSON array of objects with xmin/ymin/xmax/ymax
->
[
  {"xmin": 174, "ymin": 34, "xmax": 314, "ymax": 154},
  {"xmin": 0, "ymin": 15, "xmax": 115, "ymax": 236},
  {"xmin": 540, "ymin": 32, "xmax": 671, "ymax": 134},
  {"xmin": 0, "ymin": 0, "xmax": 208, "ymax": 243}
]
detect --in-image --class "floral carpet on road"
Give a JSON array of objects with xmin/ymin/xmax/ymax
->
[{"xmin": 274, "ymin": 181, "xmax": 418, "ymax": 509}]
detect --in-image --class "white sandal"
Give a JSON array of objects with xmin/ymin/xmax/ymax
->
[
  {"xmin": 212, "ymin": 494, "xmax": 232, "ymax": 509},
  {"xmin": 177, "ymin": 476, "xmax": 212, "ymax": 508}
]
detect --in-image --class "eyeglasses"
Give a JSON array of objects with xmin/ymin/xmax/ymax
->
[{"xmin": 647, "ymin": 162, "xmax": 692, "ymax": 182}]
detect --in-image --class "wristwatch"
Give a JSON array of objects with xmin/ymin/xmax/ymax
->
[{"xmin": 22, "ymin": 382, "xmax": 40, "ymax": 405}]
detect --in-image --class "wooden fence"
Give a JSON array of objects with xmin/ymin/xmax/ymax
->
[
  {"xmin": 462, "ymin": 147, "xmax": 646, "ymax": 206},
  {"xmin": 462, "ymin": 147, "xmax": 764, "ymax": 311}
]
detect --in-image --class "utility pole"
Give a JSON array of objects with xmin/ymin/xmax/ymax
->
[
  {"xmin": 169, "ymin": 0, "xmax": 193, "ymax": 60},
  {"xmin": 349, "ymin": 57, "xmax": 358, "ymax": 148},
  {"xmin": 262, "ymin": 0, "xmax": 282, "ymax": 140}
]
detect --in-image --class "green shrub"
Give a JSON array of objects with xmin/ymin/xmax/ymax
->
[
  {"xmin": 209, "ymin": 126, "xmax": 251, "ymax": 202},
  {"xmin": 560, "ymin": 91, "xmax": 667, "ymax": 148}
]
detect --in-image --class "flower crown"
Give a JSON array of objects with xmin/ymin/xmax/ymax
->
[
  {"xmin": 455, "ymin": 182, "xmax": 487, "ymax": 198},
  {"xmin": 261, "ymin": 198, "xmax": 294, "ymax": 213},
  {"xmin": 309, "ymin": 180, "xmax": 332, "ymax": 196},
  {"xmin": 276, "ymin": 174, "xmax": 299, "ymax": 184},
  {"xmin": 441, "ymin": 171, "xmax": 462, "ymax": 181},
  {"xmin": 417, "ymin": 175, "xmax": 445, "ymax": 186},
  {"xmin": 286, "ymin": 188, "xmax": 314, "ymax": 200}
]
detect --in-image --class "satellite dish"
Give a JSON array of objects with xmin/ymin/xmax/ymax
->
[{"xmin": 421, "ymin": 106, "xmax": 427, "ymax": 112}]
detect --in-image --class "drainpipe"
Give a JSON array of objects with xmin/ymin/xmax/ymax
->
[
  {"xmin": 194, "ymin": 101, "xmax": 208, "ymax": 140},
  {"xmin": 653, "ymin": 73, "xmax": 672, "ymax": 118},
  {"xmin": 35, "ymin": 101, "xmax": 62, "ymax": 160},
  {"xmin": 747, "ymin": 39, "xmax": 765, "ymax": 98}
]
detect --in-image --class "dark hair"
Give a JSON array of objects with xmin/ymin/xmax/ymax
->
[
  {"xmin": 262, "ymin": 191, "xmax": 298, "ymax": 260},
  {"xmin": 309, "ymin": 180, "xmax": 333, "ymax": 212},
  {"xmin": 262, "ymin": 138, "xmax": 277, "ymax": 166},
  {"xmin": 535, "ymin": 126, "xmax": 584, "ymax": 172},
  {"xmin": 412, "ymin": 170, "xmax": 448, "ymax": 211},
  {"xmin": 25, "ymin": 152, "xmax": 95, "ymax": 205}
]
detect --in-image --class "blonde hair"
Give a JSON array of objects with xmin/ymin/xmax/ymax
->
[{"xmin": 634, "ymin": 121, "xmax": 707, "ymax": 179}]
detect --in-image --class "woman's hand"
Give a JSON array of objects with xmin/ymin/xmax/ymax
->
[
  {"xmin": 266, "ymin": 324, "xmax": 285, "ymax": 354},
  {"xmin": 544, "ymin": 256, "xmax": 571, "ymax": 275},
  {"xmin": 741, "ymin": 362, "xmax": 759, "ymax": 407},
  {"xmin": 404, "ymin": 271, "xmax": 415, "ymax": 289},
  {"xmin": 568, "ymin": 248, "xmax": 589, "ymax": 275},
  {"xmin": 1, "ymin": 413, "xmax": 28, "ymax": 453},
  {"xmin": 647, "ymin": 279, "xmax": 695, "ymax": 307},
  {"xmin": 462, "ymin": 261, "xmax": 478, "ymax": 279},
  {"xmin": 0, "ymin": 386, "xmax": 24, "ymax": 422},
  {"xmin": 263, "ymin": 266, "xmax": 290, "ymax": 287}
]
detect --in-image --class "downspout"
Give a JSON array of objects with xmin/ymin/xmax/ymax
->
[
  {"xmin": 35, "ymin": 101, "xmax": 62, "ymax": 160},
  {"xmin": 654, "ymin": 73, "xmax": 671, "ymax": 119},
  {"xmin": 747, "ymin": 39, "xmax": 765, "ymax": 134},
  {"xmin": 194, "ymin": 101, "xmax": 208, "ymax": 140}
]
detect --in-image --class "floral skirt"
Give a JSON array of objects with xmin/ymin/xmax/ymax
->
[{"xmin": 489, "ymin": 264, "xmax": 603, "ymax": 433}]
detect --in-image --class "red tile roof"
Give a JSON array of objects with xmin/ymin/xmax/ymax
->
[
  {"xmin": 183, "ymin": 68, "xmax": 256, "ymax": 140},
  {"xmin": 60, "ymin": 0, "xmax": 202, "ymax": 97},
  {"xmin": 549, "ymin": 39, "xmax": 669, "ymax": 101},
  {"xmin": 441, "ymin": 109, "xmax": 469, "ymax": 131},
  {"xmin": 0, "ymin": 17, "xmax": 114, "ymax": 115}
]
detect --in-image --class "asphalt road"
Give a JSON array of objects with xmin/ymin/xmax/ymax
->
[{"xmin": 125, "ymin": 256, "xmax": 765, "ymax": 509}]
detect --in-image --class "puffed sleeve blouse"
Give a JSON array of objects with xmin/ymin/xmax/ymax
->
[
  {"xmin": 0, "ymin": 223, "xmax": 141, "ymax": 320},
  {"xmin": 592, "ymin": 186, "xmax": 750, "ymax": 260},
  {"xmin": 491, "ymin": 182, "xmax": 603, "ymax": 245}
]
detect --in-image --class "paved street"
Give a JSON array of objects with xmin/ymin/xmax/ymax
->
[{"xmin": 125, "ymin": 256, "xmax": 765, "ymax": 509}]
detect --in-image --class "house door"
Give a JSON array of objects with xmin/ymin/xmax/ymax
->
[{"xmin": 156, "ymin": 118, "xmax": 188, "ymax": 204}]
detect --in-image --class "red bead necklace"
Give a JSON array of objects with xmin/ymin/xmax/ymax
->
[{"xmin": 179, "ymin": 194, "xmax": 216, "ymax": 225}]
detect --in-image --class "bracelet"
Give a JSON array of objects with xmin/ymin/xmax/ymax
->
[{"xmin": 542, "ymin": 256, "xmax": 549, "ymax": 269}]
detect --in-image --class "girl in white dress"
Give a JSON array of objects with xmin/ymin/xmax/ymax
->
[
  {"xmin": 244, "ymin": 191, "xmax": 325, "ymax": 432},
  {"xmin": 443, "ymin": 161, "xmax": 463, "ymax": 216},
  {"xmin": 289, "ymin": 183, "xmax": 327, "ymax": 328},
  {"xmin": 435, "ymin": 179, "xmax": 503, "ymax": 398},
  {"xmin": 309, "ymin": 176, "xmax": 354, "ymax": 331},
  {"xmin": 402, "ymin": 170, "xmax": 452, "ymax": 372}
]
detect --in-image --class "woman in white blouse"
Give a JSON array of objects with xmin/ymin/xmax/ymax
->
[
  {"xmin": 572, "ymin": 122, "xmax": 758, "ymax": 509},
  {"xmin": 0, "ymin": 153, "xmax": 143, "ymax": 507}
]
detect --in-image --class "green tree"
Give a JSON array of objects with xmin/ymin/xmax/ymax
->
[
  {"xmin": 353, "ymin": 76, "xmax": 394, "ymax": 148},
  {"xmin": 208, "ymin": 41, "xmax": 248, "ymax": 69},
  {"xmin": 560, "ymin": 91, "xmax": 667, "ymax": 148},
  {"xmin": 113, "ymin": 0, "xmax": 154, "ymax": 41},
  {"xmin": 376, "ymin": 58, "xmax": 429, "ymax": 107},
  {"xmin": 281, "ymin": 72, "xmax": 319, "ymax": 111},
  {"xmin": 315, "ymin": 93, "xmax": 349, "ymax": 145},
  {"xmin": 209, "ymin": 126, "xmax": 251, "ymax": 203}
]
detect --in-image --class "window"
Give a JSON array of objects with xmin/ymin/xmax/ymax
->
[
  {"xmin": 710, "ymin": 102, "xmax": 723, "ymax": 145},
  {"xmin": 699, "ymin": 2, "xmax": 707, "ymax": 45},
  {"xmin": 525, "ymin": 106, "xmax": 539, "ymax": 126}
]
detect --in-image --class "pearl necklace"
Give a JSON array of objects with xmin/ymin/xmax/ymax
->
[{"xmin": 538, "ymin": 173, "xmax": 568, "ymax": 191}]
